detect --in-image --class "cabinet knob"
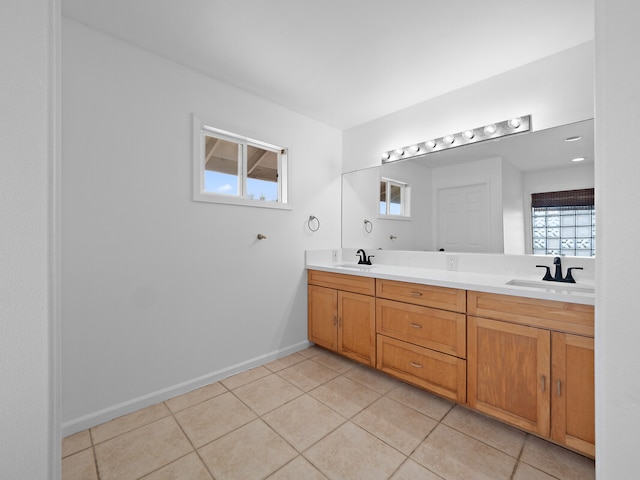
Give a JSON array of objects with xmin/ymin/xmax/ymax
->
[
  {"xmin": 409, "ymin": 323, "xmax": 423, "ymax": 329},
  {"xmin": 410, "ymin": 291, "xmax": 423, "ymax": 297},
  {"xmin": 410, "ymin": 361, "xmax": 423, "ymax": 369}
]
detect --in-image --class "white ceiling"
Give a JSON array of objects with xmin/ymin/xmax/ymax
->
[{"xmin": 61, "ymin": 0, "xmax": 594, "ymax": 130}]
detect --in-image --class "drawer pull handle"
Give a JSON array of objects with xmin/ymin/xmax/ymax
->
[
  {"xmin": 409, "ymin": 323, "xmax": 423, "ymax": 329},
  {"xmin": 410, "ymin": 361, "xmax": 423, "ymax": 368},
  {"xmin": 557, "ymin": 380, "xmax": 562, "ymax": 396},
  {"xmin": 410, "ymin": 291, "xmax": 423, "ymax": 297},
  {"xmin": 541, "ymin": 375, "xmax": 546, "ymax": 392}
]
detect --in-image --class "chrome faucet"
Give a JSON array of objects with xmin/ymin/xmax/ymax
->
[
  {"xmin": 356, "ymin": 249, "xmax": 374, "ymax": 265},
  {"xmin": 536, "ymin": 256, "xmax": 583, "ymax": 283}
]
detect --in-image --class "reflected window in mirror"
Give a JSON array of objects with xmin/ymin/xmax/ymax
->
[
  {"xmin": 531, "ymin": 189, "xmax": 595, "ymax": 257},
  {"xmin": 380, "ymin": 178, "xmax": 410, "ymax": 217}
]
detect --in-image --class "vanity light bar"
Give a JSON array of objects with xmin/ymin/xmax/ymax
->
[{"xmin": 381, "ymin": 115, "xmax": 531, "ymax": 163}]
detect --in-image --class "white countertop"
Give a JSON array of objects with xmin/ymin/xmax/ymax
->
[{"xmin": 306, "ymin": 262, "xmax": 595, "ymax": 306}]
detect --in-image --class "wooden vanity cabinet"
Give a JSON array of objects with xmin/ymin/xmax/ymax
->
[
  {"xmin": 551, "ymin": 332, "xmax": 595, "ymax": 458},
  {"xmin": 467, "ymin": 291, "xmax": 595, "ymax": 458},
  {"xmin": 376, "ymin": 279, "xmax": 467, "ymax": 403},
  {"xmin": 307, "ymin": 270, "xmax": 376, "ymax": 366}
]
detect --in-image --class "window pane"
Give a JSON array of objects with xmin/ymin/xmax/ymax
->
[
  {"xmin": 380, "ymin": 181, "xmax": 387, "ymax": 214},
  {"xmin": 204, "ymin": 136, "xmax": 240, "ymax": 195},
  {"xmin": 246, "ymin": 145, "xmax": 278, "ymax": 202},
  {"xmin": 389, "ymin": 184, "xmax": 402, "ymax": 215}
]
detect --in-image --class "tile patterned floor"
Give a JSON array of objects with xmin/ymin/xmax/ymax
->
[{"xmin": 62, "ymin": 347, "xmax": 595, "ymax": 480}]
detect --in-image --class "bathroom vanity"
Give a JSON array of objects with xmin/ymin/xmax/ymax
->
[{"xmin": 306, "ymin": 251, "xmax": 595, "ymax": 458}]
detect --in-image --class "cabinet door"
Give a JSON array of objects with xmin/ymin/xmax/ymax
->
[
  {"xmin": 551, "ymin": 332, "xmax": 595, "ymax": 458},
  {"xmin": 308, "ymin": 285, "xmax": 337, "ymax": 351},
  {"xmin": 468, "ymin": 316, "xmax": 551, "ymax": 437},
  {"xmin": 338, "ymin": 291, "xmax": 376, "ymax": 366}
]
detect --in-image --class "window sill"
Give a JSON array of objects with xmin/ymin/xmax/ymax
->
[{"xmin": 193, "ymin": 192, "xmax": 292, "ymax": 210}]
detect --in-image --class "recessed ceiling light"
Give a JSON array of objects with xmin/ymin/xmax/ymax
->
[
  {"xmin": 572, "ymin": 157, "xmax": 586, "ymax": 162},
  {"xmin": 565, "ymin": 135, "xmax": 583, "ymax": 142}
]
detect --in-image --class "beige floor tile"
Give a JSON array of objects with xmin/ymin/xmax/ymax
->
[
  {"xmin": 94, "ymin": 416, "xmax": 192, "ymax": 480},
  {"xmin": 62, "ymin": 448, "xmax": 97, "ymax": 480},
  {"xmin": 520, "ymin": 435, "xmax": 595, "ymax": 480},
  {"xmin": 277, "ymin": 359, "xmax": 340, "ymax": 391},
  {"xmin": 311, "ymin": 350, "xmax": 358, "ymax": 373},
  {"xmin": 233, "ymin": 374, "xmax": 303, "ymax": 415},
  {"xmin": 309, "ymin": 376, "xmax": 380, "ymax": 418},
  {"xmin": 140, "ymin": 452, "xmax": 213, "ymax": 480},
  {"xmin": 91, "ymin": 402, "xmax": 170, "ymax": 444},
  {"xmin": 512, "ymin": 462, "xmax": 557, "ymax": 480},
  {"xmin": 62, "ymin": 429, "xmax": 92, "ymax": 458},
  {"xmin": 199, "ymin": 419, "xmax": 297, "ymax": 480},
  {"xmin": 411, "ymin": 424, "xmax": 516, "ymax": 480},
  {"xmin": 164, "ymin": 382, "xmax": 227, "ymax": 413},
  {"xmin": 442, "ymin": 405, "xmax": 526, "ymax": 457},
  {"xmin": 304, "ymin": 422, "xmax": 406, "ymax": 480},
  {"xmin": 297, "ymin": 345, "xmax": 324, "ymax": 358},
  {"xmin": 220, "ymin": 365, "xmax": 271, "ymax": 390},
  {"xmin": 343, "ymin": 364, "xmax": 401, "ymax": 394},
  {"xmin": 352, "ymin": 397, "xmax": 437, "ymax": 455},
  {"xmin": 174, "ymin": 391, "xmax": 256, "ymax": 447},
  {"xmin": 267, "ymin": 455, "xmax": 328, "ymax": 480},
  {"xmin": 390, "ymin": 459, "xmax": 443, "ymax": 480},
  {"xmin": 264, "ymin": 352, "xmax": 307, "ymax": 372},
  {"xmin": 263, "ymin": 394, "xmax": 345, "ymax": 451},
  {"xmin": 386, "ymin": 383, "xmax": 454, "ymax": 421}
]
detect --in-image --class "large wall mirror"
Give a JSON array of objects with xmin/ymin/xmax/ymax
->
[{"xmin": 342, "ymin": 119, "xmax": 594, "ymax": 256}]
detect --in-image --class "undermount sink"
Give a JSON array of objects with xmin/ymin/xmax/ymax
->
[
  {"xmin": 506, "ymin": 279, "xmax": 595, "ymax": 294},
  {"xmin": 334, "ymin": 263, "xmax": 375, "ymax": 270}
]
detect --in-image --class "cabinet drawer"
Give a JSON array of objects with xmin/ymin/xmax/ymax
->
[
  {"xmin": 376, "ymin": 298, "xmax": 466, "ymax": 358},
  {"xmin": 308, "ymin": 270, "xmax": 375, "ymax": 296},
  {"xmin": 467, "ymin": 291, "xmax": 594, "ymax": 336},
  {"xmin": 376, "ymin": 279, "xmax": 465, "ymax": 312},
  {"xmin": 377, "ymin": 335, "xmax": 466, "ymax": 403}
]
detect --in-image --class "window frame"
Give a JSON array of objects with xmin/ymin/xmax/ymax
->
[
  {"xmin": 530, "ymin": 188, "xmax": 595, "ymax": 257},
  {"xmin": 192, "ymin": 115, "xmax": 291, "ymax": 209},
  {"xmin": 378, "ymin": 177, "xmax": 411, "ymax": 219}
]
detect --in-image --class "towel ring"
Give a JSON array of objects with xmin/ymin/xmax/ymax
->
[
  {"xmin": 364, "ymin": 219, "xmax": 373, "ymax": 234},
  {"xmin": 308, "ymin": 215, "xmax": 320, "ymax": 232}
]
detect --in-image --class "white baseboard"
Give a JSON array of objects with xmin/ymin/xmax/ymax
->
[{"xmin": 61, "ymin": 340, "xmax": 312, "ymax": 437}]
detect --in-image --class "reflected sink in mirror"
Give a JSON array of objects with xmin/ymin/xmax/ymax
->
[{"xmin": 506, "ymin": 279, "xmax": 595, "ymax": 294}]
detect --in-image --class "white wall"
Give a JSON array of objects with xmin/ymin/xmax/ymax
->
[
  {"xmin": 594, "ymin": 1, "xmax": 640, "ymax": 477},
  {"xmin": 502, "ymin": 160, "xmax": 525, "ymax": 255},
  {"xmin": 343, "ymin": 41, "xmax": 594, "ymax": 172},
  {"xmin": 61, "ymin": 19, "xmax": 342, "ymax": 433},
  {"xmin": 0, "ymin": 0, "xmax": 60, "ymax": 478},
  {"xmin": 342, "ymin": 161, "xmax": 431, "ymax": 250}
]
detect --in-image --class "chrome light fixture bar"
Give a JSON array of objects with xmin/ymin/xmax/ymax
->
[{"xmin": 381, "ymin": 115, "xmax": 531, "ymax": 164}]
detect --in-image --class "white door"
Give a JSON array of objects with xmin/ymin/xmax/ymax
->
[{"xmin": 436, "ymin": 183, "xmax": 490, "ymax": 252}]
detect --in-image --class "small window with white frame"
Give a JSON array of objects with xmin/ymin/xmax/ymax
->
[
  {"xmin": 193, "ymin": 116, "xmax": 289, "ymax": 209},
  {"xmin": 379, "ymin": 177, "xmax": 410, "ymax": 217}
]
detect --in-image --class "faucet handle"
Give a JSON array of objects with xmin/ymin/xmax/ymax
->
[
  {"xmin": 366, "ymin": 255, "xmax": 375, "ymax": 265},
  {"xmin": 536, "ymin": 265, "xmax": 554, "ymax": 281},
  {"xmin": 564, "ymin": 267, "xmax": 583, "ymax": 284}
]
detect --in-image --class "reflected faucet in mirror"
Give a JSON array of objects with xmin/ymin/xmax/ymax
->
[
  {"xmin": 537, "ymin": 256, "xmax": 583, "ymax": 283},
  {"xmin": 356, "ymin": 249, "xmax": 374, "ymax": 265}
]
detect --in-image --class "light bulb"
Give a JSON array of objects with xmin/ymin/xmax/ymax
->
[
  {"xmin": 381, "ymin": 152, "xmax": 390, "ymax": 161},
  {"xmin": 444, "ymin": 135, "xmax": 455, "ymax": 145},
  {"xmin": 425, "ymin": 139, "xmax": 436, "ymax": 149},
  {"xmin": 484, "ymin": 124, "xmax": 497, "ymax": 135},
  {"xmin": 572, "ymin": 157, "xmax": 586, "ymax": 162},
  {"xmin": 463, "ymin": 130, "xmax": 475, "ymax": 140},
  {"xmin": 395, "ymin": 148, "xmax": 405, "ymax": 156},
  {"xmin": 409, "ymin": 145, "xmax": 420, "ymax": 154},
  {"xmin": 508, "ymin": 117, "xmax": 521, "ymax": 129}
]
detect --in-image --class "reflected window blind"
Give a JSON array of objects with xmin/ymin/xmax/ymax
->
[{"xmin": 531, "ymin": 188, "xmax": 594, "ymax": 209}]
